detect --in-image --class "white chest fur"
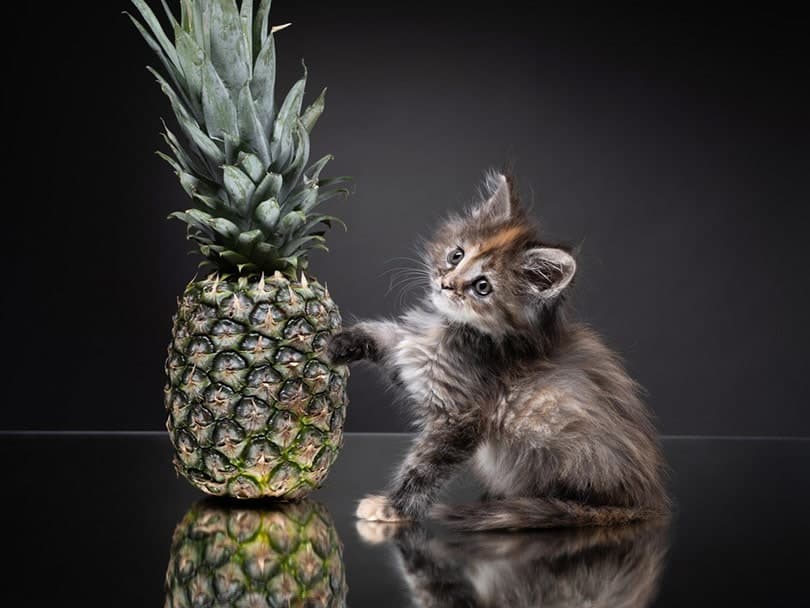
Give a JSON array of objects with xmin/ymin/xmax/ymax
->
[{"xmin": 392, "ymin": 309, "xmax": 449, "ymax": 407}]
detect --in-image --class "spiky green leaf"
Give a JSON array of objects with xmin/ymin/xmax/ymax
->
[
  {"xmin": 147, "ymin": 66, "xmax": 224, "ymax": 171},
  {"xmin": 177, "ymin": 171, "xmax": 218, "ymax": 200},
  {"xmin": 278, "ymin": 255, "xmax": 302, "ymax": 272},
  {"xmin": 280, "ymin": 121, "xmax": 310, "ymax": 199},
  {"xmin": 283, "ymin": 182, "xmax": 318, "ymax": 211},
  {"xmin": 161, "ymin": 120, "xmax": 210, "ymax": 178},
  {"xmin": 237, "ymin": 228, "xmax": 263, "ymax": 257},
  {"xmin": 223, "ymin": 133, "xmax": 239, "ymax": 165},
  {"xmin": 159, "ymin": 0, "xmax": 179, "ymax": 30},
  {"xmin": 191, "ymin": 193, "xmax": 222, "ymax": 211},
  {"xmin": 220, "ymin": 250, "xmax": 250, "ymax": 266},
  {"xmin": 299, "ymin": 214, "xmax": 347, "ymax": 235},
  {"xmin": 240, "ymin": 0, "xmax": 254, "ymax": 60},
  {"xmin": 270, "ymin": 70, "xmax": 306, "ymax": 171},
  {"xmin": 190, "ymin": 0, "xmax": 205, "ymax": 48},
  {"xmin": 238, "ymin": 229, "xmax": 263, "ymax": 246},
  {"xmin": 253, "ymin": 171, "xmax": 283, "ymax": 203},
  {"xmin": 146, "ymin": 66, "xmax": 193, "ymax": 124},
  {"xmin": 306, "ymin": 155, "xmax": 333, "ymax": 184},
  {"xmin": 156, "ymin": 150, "xmax": 182, "ymax": 174},
  {"xmin": 278, "ymin": 210, "xmax": 306, "ymax": 235},
  {"xmin": 250, "ymin": 33, "xmax": 276, "ymax": 135},
  {"xmin": 253, "ymin": 241, "xmax": 282, "ymax": 269},
  {"xmin": 186, "ymin": 208, "xmax": 214, "ymax": 223},
  {"xmin": 255, "ymin": 242, "xmax": 279, "ymax": 257},
  {"xmin": 281, "ymin": 234, "xmax": 326, "ymax": 257},
  {"xmin": 254, "ymin": 198, "xmax": 280, "ymax": 232},
  {"xmin": 315, "ymin": 187, "xmax": 351, "ymax": 207},
  {"xmin": 296, "ymin": 187, "xmax": 319, "ymax": 214},
  {"xmin": 202, "ymin": 60, "xmax": 238, "ymax": 139},
  {"xmin": 174, "ymin": 28, "xmax": 205, "ymax": 121},
  {"xmin": 199, "ymin": 243, "xmax": 225, "ymax": 258},
  {"xmin": 223, "ymin": 165, "xmax": 256, "ymax": 216},
  {"xmin": 254, "ymin": 0, "xmax": 273, "ymax": 53},
  {"xmin": 238, "ymin": 152, "xmax": 264, "ymax": 182},
  {"xmin": 169, "ymin": 210, "xmax": 215, "ymax": 240},
  {"xmin": 300, "ymin": 88, "xmax": 326, "ymax": 133},
  {"xmin": 209, "ymin": 0, "xmax": 250, "ymax": 92},
  {"xmin": 207, "ymin": 217, "xmax": 240, "ymax": 239},
  {"xmin": 126, "ymin": 12, "xmax": 193, "ymax": 115},
  {"xmin": 159, "ymin": 134, "xmax": 189, "ymax": 172},
  {"xmin": 237, "ymin": 84, "xmax": 270, "ymax": 165},
  {"xmin": 178, "ymin": 172, "xmax": 203, "ymax": 198},
  {"xmin": 180, "ymin": 0, "xmax": 193, "ymax": 31},
  {"xmin": 129, "ymin": 0, "xmax": 180, "ymax": 70},
  {"xmin": 317, "ymin": 176, "xmax": 352, "ymax": 188}
]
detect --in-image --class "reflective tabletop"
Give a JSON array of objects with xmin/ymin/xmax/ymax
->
[{"xmin": 5, "ymin": 433, "xmax": 808, "ymax": 606}]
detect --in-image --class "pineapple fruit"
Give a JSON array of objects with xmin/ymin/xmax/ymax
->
[
  {"xmin": 129, "ymin": 0, "xmax": 350, "ymax": 497},
  {"xmin": 165, "ymin": 499, "xmax": 347, "ymax": 607}
]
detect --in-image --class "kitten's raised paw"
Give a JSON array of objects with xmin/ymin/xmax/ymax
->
[
  {"xmin": 355, "ymin": 520, "xmax": 407, "ymax": 544},
  {"xmin": 327, "ymin": 330, "xmax": 370, "ymax": 364},
  {"xmin": 356, "ymin": 494, "xmax": 408, "ymax": 522}
]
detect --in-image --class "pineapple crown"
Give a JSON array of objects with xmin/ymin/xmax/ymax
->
[{"xmin": 128, "ymin": 0, "xmax": 350, "ymax": 277}]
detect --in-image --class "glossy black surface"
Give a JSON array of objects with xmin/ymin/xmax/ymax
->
[{"xmin": 6, "ymin": 433, "xmax": 808, "ymax": 606}]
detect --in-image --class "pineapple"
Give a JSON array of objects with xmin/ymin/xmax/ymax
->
[
  {"xmin": 129, "ymin": 0, "xmax": 350, "ymax": 497},
  {"xmin": 165, "ymin": 499, "xmax": 347, "ymax": 607}
]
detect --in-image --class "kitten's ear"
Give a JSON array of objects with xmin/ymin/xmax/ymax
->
[
  {"xmin": 522, "ymin": 247, "xmax": 576, "ymax": 298},
  {"xmin": 473, "ymin": 172, "xmax": 518, "ymax": 221}
]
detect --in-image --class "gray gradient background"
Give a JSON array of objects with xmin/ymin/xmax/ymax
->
[{"xmin": 8, "ymin": 2, "xmax": 808, "ymax": 435}]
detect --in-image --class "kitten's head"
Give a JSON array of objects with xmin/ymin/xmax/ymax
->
[{"xmin": 424, "ymin": 171, "xmax": 576, "ymax": 336}]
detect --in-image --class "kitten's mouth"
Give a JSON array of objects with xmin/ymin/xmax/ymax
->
[
  {"xmin": 432, "ymin": 289, "xmax": 464, "ymax": 312},
  {"xmin": 433, "ymin": 281, "xmax": 460, "ymax": 301}
]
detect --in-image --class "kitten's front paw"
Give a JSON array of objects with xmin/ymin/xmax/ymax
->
[
  {"xmin": 355, "ymin": 520, "xmax": 407, "ymax": 544},
  {"xmin": 356, "ymin": 495, "xmax": 408, "ymax": 522},
  {"xmin": 327, "ymin": 330, "xmax": 371, "ymax": 364}
]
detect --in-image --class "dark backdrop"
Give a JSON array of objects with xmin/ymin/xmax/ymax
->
[{"xmin": 7, "ymin": 2, "xmax": 808, "ymax": 435}]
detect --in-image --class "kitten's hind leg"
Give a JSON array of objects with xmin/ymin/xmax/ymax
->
[{"xmin": 357, "ymin": 425, "xmax": 479, "ymax": 521}]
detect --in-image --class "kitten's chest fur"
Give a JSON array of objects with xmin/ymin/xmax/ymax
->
[{"xmin": 391, "ymin": 310, "xmax": 500, "ymax": 416}]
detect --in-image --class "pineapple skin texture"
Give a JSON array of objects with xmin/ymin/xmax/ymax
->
[
  {"xmin": 165, "ymin": 273, "xmax": 348, "ymax": 498},
  {"xmin": 165, "ymin": 499, "xmax": 347, "ymax": 607}
]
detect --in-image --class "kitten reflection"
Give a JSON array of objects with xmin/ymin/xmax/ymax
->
[
  {"xmin": 359, "ymin": 520, "xmax": 668, "ymax": 608},
  {"xmin": 165, "ymin": 499, "xmax": 347, "ymax": 607}
]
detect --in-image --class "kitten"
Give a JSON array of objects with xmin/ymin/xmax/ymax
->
[
  {"xmin": 358, "ymin": 520, "xmax": 669, "ymax": 607},
  {"xmin": 328, "ymin": 171, "xmax": 669, "ymax": 529}
]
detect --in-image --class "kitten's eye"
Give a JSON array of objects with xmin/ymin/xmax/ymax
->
[
  {"xmin": 473, "ymin": 277, "xmax": 492, "ymax": 296},
  {"xmin": 447, "ymin": 247, "xmax": 464, "ymax": 266}
]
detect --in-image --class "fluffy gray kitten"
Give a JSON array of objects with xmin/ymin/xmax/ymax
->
[{"xmin": 328, "ymin": 171, "xmax": 668, "ymax": 529}]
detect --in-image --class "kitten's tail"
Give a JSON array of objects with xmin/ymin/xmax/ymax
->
[{"xmin": 432, "ymin": 498, "xmax": 666, "ymax": 531}]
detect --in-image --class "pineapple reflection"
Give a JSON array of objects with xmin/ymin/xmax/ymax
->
[
  {"xmin": 359, "ymin": 520, "xmax": 669, "ymax": 608},
  {"xmin": 166, "ymin": 499, "xmax": 347, "ymax": 607}
]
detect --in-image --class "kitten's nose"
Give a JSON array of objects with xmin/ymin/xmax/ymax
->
[{"xmin": 442, "ymin": 279, "xmax": 456, "ymax": 291}]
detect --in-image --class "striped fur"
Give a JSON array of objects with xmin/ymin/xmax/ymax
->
[{"xmin": 328, "ymin": 171, "xmax": 668, "ymax": 529}]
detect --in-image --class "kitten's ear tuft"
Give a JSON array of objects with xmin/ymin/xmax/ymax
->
[
  {"xmin": 473, "ymin": 171, "xmax": 519, "ymax": 221},
  {"xmin": 522, "ymin": 247, "xmax": 576, "ymax": 298}
]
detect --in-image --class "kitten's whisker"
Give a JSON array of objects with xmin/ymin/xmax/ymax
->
[
  {"xmin": 383, "ymin": 269, "xmax": 430, "ymax": 284},
  {"xmin": 378, "ymin": 267, "xmax": 431, "ymax": 284},
  {"xmin": 383, "ymin": 255, "xmax": 428, "ymax": 266},
  {"xmin": 386, "ymin": 274, "xmax": 427, "ymax": 305},
  {"xmin": 381, "ymin": 256, "xmax": 432, "ymax": 275},
  {"xmin": 386, "ymin": 278, "xmax": 426, "ymax": 299},
  {"xmin": 385, "ymin": 273, "xmax": 428, "ymax": 298},
  {"xmin": 396, "ymin": 281, "xmax": 426, "ymax": 308}
]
